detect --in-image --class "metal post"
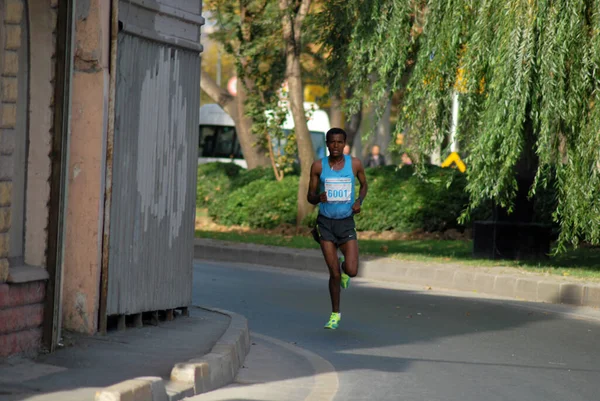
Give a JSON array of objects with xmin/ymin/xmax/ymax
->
[
  {"xmin": 99, "ymin": 0, "xmax": 120, "ymax": 335},
  {"xmin": 43, "ymin": 0, "xmax": 76, "ymax": 353},
  {"xmin": 450, "ymin": 90, "xmax": 459, "ymax": 153},
  {"xmin": 216, "ymin": 48, "xmax": 222, "ymax": 87}
]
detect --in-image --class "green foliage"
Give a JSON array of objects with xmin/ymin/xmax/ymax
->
[
  {"xmin": 355, "ymin": 166, "xmax": 469, "ymax": 232},
  {"xmin": 246, "ymin": 177, "xmax": 300, "ymax": 228},
  {"xmin": 208, "ymin": 179, "xmax": 264, "ymax": 226},
  {"xmin": 209, "ymin": 176, "xmax": 299, "ymax": 229},
  {"xmin": 331, "ymin": 0, "xmax": 600, "ymax": 248},
  {"xmin": 231, "ymin": 166, "xmax": 276, "ymax": 188},
  {"xmin": 205, "ymin": 0, "xmax": 287, "ymax": 168},
  {"xmin": 196, "ymin": 162, "xmax": 243, "ymax": 207},
  {"xmin": 201, "ymin": 162, "xmax": 482, "ymax": 233}
]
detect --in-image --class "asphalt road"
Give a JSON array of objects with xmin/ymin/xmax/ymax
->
[{"xmin": 193, "ymin": 260, "xmax": 600, "ymax": 401}]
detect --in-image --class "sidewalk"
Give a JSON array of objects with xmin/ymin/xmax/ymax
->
[
  {"xmin": 190, "ymin": 333, "xmax": 337, "ymax": 401},
  {"xmin": 194, "ymin": 238, "xmax": 600, "ymax": 309},
  {"xmin": 0, "ymin": 306, "xmax": 249, "ymax": 401}
]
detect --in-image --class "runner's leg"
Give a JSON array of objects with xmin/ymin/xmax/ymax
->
[
  {"xmin": 339, "ymin": 240, "xmax": 359, "ymax": 277},
  {"xmin": 320, "ymin": 240, "xmax": 341, "ymax": 312}
]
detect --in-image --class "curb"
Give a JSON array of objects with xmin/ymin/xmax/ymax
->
[
  {"xmin": 195, "ymin": 238, "xmax": 600, "ymax": 309},
  {"xmin": 94, "ymin": 306, "xmax": 251, "ymax": 401},
  {"xmin": 194, "ymin": 238, "xmax": 325, "ymax": 273}
]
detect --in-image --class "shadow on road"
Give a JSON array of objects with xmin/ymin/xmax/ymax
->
[{"xmin": 192, "ymin": 260, "xmax": 600, "ymax": 389}]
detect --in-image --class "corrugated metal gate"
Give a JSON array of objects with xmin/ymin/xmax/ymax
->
[{"xmin": 106, "ymin": 0, "xmax": 203, "ymax": 316}]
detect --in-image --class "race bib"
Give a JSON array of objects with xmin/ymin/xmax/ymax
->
[{"xmin": 324, "ymin": 178, "xmax": 352, "ymax": 202}]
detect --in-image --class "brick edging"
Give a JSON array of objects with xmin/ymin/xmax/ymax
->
[
  {"xmin": 194, "ymin": 238, "xmax": 600, "ymax": 309},
  {"xmin": 94, "ymin": 306, "xmax": 251, "ymax": 401}
]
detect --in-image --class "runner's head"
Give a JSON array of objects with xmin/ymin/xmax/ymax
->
[
  {"xmin": 326, "ymin": 128, "xmax": 347, "ymax": 143},
  {"xmin": 326, "ymin": 128, "xmax": 347, "ymax": 157}
]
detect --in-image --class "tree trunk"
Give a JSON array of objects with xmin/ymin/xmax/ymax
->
[
  {"xmin": 288, "ymin": 60, "xmax": 314, "ymax": 226},
  {"xmin": 280, "ymin": 0, "xmax": 314, "ymax": 226},
  {"xmin": 345, "ymin": 111, "xmax": 362, "ymax": 144},
  {"xmin": 235, "ymin": 79, "xmax": 270, "ymax": 169},
  {"xmin": 375, "ymin": 94, "xmax": 392, "ymax": 164},
  {"xmin": 200, "ymin": 69, "xmax": 269, "ymax": 169},
  {"xmin": 344, "ymin": 86, "xmax": 362, "ymax": 147},
  {"xmin": 330, "ymin": 94, "xmax": 343, "ymax": 128}
]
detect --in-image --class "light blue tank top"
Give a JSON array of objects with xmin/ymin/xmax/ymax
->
[{"xmin": 319, "ymin": 155, "xmax": 355, "ymax": 219}]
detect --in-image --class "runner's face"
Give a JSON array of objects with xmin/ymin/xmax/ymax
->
[{"xmin": 327, "ymin": 134, "xmax": 346, "ymax": 157}]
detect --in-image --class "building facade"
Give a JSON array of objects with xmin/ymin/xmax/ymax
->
[{"xmin": 0, "ymin": 0, "xmax": 203, "ymax": 357}]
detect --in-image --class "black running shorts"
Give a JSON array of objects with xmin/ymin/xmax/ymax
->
[{"xmin": 316, "ymin": 214, "xmax": 357, "ymax": 246}]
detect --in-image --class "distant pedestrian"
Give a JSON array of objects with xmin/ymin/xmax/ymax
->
[
  {"xmin": 343, "ymin": 145, "xmax": 351, "ymax": 155},
  {"xmin": 401, "ymin": 152, "xmax": 412, "ymax": 165},
  {"xmin": 365, "ymin": 145, "xmax": 386, "ymax": 168}
]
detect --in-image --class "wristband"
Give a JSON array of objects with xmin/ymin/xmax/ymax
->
[{"xmin": 357, "ymin": 196, "xmax": 364, "ymax": 205}]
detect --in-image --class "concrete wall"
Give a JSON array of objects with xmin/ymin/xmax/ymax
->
[
  {"xmin": 0, "ymin": 0, "xmax": 57, "ymax": 277},
  {"xmin": 0, "ymin": 0, "xmax": 25, "ymax": 281},
  {"xmin": 61, "ymin": 0, "xmax": 110, "ymax": 334},
  {"xmin": 0, "ymin": 0, "xmax": 57, "ymax": 358},
  {"xmin": 25, "ymin": 0, "xmax": 58, "ymax": 267}
]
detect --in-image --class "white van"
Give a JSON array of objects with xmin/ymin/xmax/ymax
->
[{"xmin": 198, "ymin": 102, "xmax": 331, "ymax": 168}]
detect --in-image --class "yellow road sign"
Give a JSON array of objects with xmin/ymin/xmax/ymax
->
[
  {"xmin": 441, "ymin": 152, "xmax": 466, "ymax": 173},
  {"xmin": 304, "ymin": 85, "xmax": 330, "ymax": 108}
]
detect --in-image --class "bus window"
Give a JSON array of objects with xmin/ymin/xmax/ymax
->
[
  {"xmin": 199, "ymin": 125, "xmax": 217, "ymax": 157},
  {"xmin": 232, "ymin": 134, "xmax": 243, "ymax": 159},
  {"xmin": 214, "ymin": 126, "xmax": 236, "ymax": 158},
  {"xmin": 310, "ymin": 131, "xmax": 327, "ymax": 159}
]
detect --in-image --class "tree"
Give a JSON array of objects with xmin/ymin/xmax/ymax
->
[
  {"xmin": 279, "ymin": 0, "xmax": 315, "ymax": 226},
  {"xmin": 200, "ymin": 70, "xmax": 271, "ymax": 169},
  {"xmin": 200, "ymin": 40, "xmax": 236, "ymax": 105},
  {"xmin": 333, "ymin": 0, "xmax": 600, "ymax": 249},
  {"xmin": 203, "ymin": 0, "xmax": 288, "ymax": 170}
]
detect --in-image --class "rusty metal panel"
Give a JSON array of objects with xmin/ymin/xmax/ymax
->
[{"xmin": 106, "ymin": 30, "xmax": 200, "ymax": 315}]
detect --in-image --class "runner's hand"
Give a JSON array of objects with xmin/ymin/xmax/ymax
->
[
  {"xmin": 352, "ymin": 200, "xmax": 361, "ymax": 214},
  {"xmin": 319, "ymin": 192, "xmax": 328, "ymax": 203}
]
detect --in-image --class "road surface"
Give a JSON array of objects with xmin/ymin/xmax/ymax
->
[{"xmin": 192, "ymin": 260, "xmax": 600, "ymax": 401}]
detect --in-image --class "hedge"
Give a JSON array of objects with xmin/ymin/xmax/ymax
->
[
  {"xmin": 207, "ymin": 175, "xmax": 299, "ymax": 229},
  {"xmin": 197, "ymin": 162, "xmax": 554, "ymax": 232},
  {"xmin": 196, "ymin": 163, "xmax": 275, "ymax": 207},
  {"xmin": 196, "ymin": 162, "xmax": 243, "ymax": 207},
  {"xmin": 354, "ymin": 165, "xmax": 469, "ymax": 232}
]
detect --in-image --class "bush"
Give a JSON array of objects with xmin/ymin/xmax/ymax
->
[
  {"xmin": 354, "ymin": 165, "xmax": 470, "ymax": 232},
  {"xmin": 199, "ymin": 162, "xmax": 477, "ymax": 233},
  {"xmin": 196, "ymin": 163, "xmax": 243, "ymax": 207},
  {"xmin": 246, "ymin": 177, "xmax": 299, "ymax": 228},
  {"xmin": 230, "ymin": 166, "xmax": 277, "ymax": 188},
  {"xmin": 209, "ymin": 176, "xmax": 299, "ymax": 229}
]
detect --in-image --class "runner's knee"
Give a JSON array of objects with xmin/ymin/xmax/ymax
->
[
  {"xmin": 328, "ymin": 266, "xmax": 341, "ymax": 279},
  {"xmin": 344, "ymin": 259, "xmax": 358, "ymax": 277}
]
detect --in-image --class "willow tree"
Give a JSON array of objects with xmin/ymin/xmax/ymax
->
[
  {"xmin": 314, "ymin": 0, "xmax": 370, "ymax": 146},
  {"xmin": 337, "ymin": 0, "xmax": 600, "ymax": 249}
]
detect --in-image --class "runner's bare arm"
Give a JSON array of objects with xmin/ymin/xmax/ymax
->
[
  {"xmin": 352, "ymin": 158, "xmax": 368, "ymax": 213},
  {"xmin": 307, "ymin": 160, "xmax": 326, "ymax": 205}
]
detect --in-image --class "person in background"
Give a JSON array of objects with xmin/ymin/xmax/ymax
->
[
  {"xmin": 401, "ymin": 152, "xmax": 412, "ymax": 165},
  {"xmin": 343, "ymin": 144, "xmax": 351, "ymax": 155},
  {"xmin": 365, "ymin": 145, "xmax": 386, "ymax": 168}
]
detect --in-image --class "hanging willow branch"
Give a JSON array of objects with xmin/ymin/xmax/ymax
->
[{"xmin": 337, "ymin": 0, "xmax": 600, "ymax": 249}]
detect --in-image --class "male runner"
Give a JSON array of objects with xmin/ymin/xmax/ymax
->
[{"xmin": 307, "ymin": 128, "xmax": 368, "ymax": 329}]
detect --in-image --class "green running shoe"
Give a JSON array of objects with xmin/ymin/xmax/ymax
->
[
  {"xmin": 324, "ymin": 312, "xmax": 341, "ymax": 330},
  {"xmin": 339, "ymin": 255, "xmax": 350, "ymax": 289}
]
